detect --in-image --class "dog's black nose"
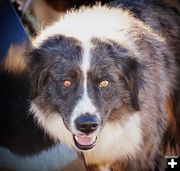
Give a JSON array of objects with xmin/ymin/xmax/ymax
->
[{"xmin": 75, "ymin": 114, "xmax": 99, "ymax": 134}]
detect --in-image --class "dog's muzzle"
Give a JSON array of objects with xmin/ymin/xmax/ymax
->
[{"xmin": 73, "ymin": 114, "xmax": 99, "ymax": 150}]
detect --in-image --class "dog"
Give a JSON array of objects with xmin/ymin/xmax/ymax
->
[{"xmin": 0, "ymin": 0, "xmax": 180, "ymax": 170}]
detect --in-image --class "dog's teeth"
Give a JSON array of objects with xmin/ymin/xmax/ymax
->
[
  {"xmin": 74, "ymin": 135, "xmax": 78, "ymax": 141},
  {"xmin": 92, "ymin": 136, "xmax": 96, "ymax": 141}
]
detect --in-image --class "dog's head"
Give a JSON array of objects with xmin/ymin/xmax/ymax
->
[{"xmin": 28, "ymin": 6, "xmax": 149, "ymax": 151}]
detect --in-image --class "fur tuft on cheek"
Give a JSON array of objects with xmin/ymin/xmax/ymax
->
[
  {"xmin": 118, "ymin": 57, "xmax": 144, "ymax": 111},
  {"xmin": 30, "ymin": 102, "xmax": 76, "ymax": 148}
]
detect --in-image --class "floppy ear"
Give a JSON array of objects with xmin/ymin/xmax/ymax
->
[
  {"xmin": 27, "ymin": 48, "xmax": 49, "ymax": 99},
  {"xmin": 120, "ymin": 57, "xmax": 144, "ymax": 111}
]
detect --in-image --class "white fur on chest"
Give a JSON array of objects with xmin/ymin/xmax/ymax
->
[{"xmin": 83, "ymin": 114, "xmax": 142, "ymax": 165}]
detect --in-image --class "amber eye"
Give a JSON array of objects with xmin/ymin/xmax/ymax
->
[
  {"xmin": 63, "ymin": 80, "xmax": 72, "ymax": 88},
  {"xmin": 99, "ymin": 80, "xmax": 109, "ymax": 88}
]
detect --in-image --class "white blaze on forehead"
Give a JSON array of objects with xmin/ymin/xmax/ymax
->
[
  {"xmin": 81, "ymin": 42, "xmax": 91, "ymax": 79},
  {"xmin": 71, "ymin": 42, "xmax": 98, "ymax": 125}
]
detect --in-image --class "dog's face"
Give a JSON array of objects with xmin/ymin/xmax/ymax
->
[
  {"xmin": 28, "ymin": 6, "xmax": 145, "ymax": 151},
  {"xmin": 29, "ymin": 35, "xmax": 143, "ymax": 150}
]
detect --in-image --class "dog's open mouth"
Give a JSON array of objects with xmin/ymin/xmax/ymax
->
[{"xmin": 73, "ymin": 135, "xmax": 97, "ymax": 150}]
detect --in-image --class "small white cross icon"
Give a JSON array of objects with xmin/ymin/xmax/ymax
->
[{"xmin": 168, "ymin": 159, "xmax": 177, "ymax": 168}]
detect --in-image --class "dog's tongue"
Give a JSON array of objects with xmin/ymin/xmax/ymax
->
[{"xmin": 75, "ymin": 135, "xmax": 95, "ymax": 146}]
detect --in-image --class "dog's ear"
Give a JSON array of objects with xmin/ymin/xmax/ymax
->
[
  {"xmin": 27, "ymin": 48, "xmax": 49, "ymax": 99},
  {"xmin": 120, "ymin": 57, "xmax": 144, "ymax": 111}
]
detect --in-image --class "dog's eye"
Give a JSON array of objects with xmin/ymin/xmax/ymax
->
[
  {"xmin": 63, "ymin": 80, "xmax": 72, "ymax": 88},
  {"xmin": 99, "ymin": 80, "xmax": 109, "ymax": 88}
]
